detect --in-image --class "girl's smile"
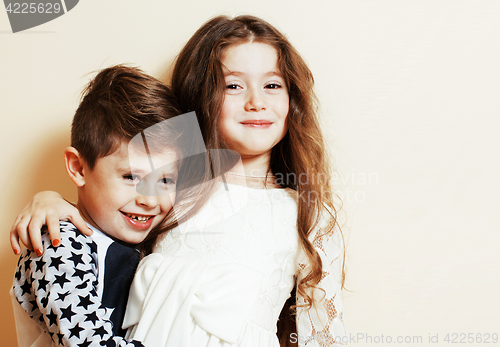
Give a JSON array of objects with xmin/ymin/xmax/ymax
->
[
  {"xmin": 239, "ymin": 119, "xmax": 273, "ymax": 128},
  {"xmin": 220, "ymin": 42, "xmax": 289, "ymax": 165}
]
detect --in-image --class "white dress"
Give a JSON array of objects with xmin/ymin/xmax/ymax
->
[{"xmin": 123, "ymin": 183, "xmax": 346, "ymax": 347}]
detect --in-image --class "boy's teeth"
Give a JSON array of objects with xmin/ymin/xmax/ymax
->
[{"xmin": 127, "ymin": 214, "xmax": 150, "ymax": 222}]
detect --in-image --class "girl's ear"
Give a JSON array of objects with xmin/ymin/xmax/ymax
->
[{"xmin": 64, "ymin": 147, "xmax": 86, "ymax": 187}]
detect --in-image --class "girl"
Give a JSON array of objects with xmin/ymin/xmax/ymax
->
[{"xmin": 11, "ymin": 15, "xmax": 347, "ymax": 347}]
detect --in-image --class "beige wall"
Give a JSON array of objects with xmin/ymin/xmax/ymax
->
[{"xmin": 1, "ymin": 1, "xmax": 499, "ymax": 345}]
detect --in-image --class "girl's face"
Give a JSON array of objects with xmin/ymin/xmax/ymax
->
[{"xmin": 220, "ymin": 42, "xmax": 289, "ymax": 161}]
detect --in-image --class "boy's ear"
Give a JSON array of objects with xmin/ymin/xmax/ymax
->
[{"xmin": 64, "ymin": 147, "xmax": 86, "ymax": 187}]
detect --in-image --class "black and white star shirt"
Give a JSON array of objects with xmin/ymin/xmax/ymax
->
[{"xmin": 11, "ymin": 221, "xmax": 145, "ymax": 347}]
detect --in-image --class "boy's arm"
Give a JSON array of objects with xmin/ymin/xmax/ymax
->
[
  {"xmin": 10, "ymin": 191, "xmax": 92, "ymax": 255},
  {"xmin": 12, "ymin": 223, "xmax": 144, "ymax": 347}
]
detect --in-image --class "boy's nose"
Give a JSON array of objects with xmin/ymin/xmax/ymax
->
[{"xmin": 136, "ymin": 194, "xmax": 159, "ymax": 208}]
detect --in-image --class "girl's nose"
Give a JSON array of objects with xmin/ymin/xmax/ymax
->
[{"xmin": 245, "ymin": 88, "xmax": 265, "ymax": 111}]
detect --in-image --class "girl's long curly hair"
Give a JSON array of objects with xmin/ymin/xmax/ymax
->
[
  {"xmin": 169, "ymin": 14, "xmax": 345, "ymax": 312},
  {"xmin": 142, "ymin": 16, "xmax": 345, "ymax": 345}
]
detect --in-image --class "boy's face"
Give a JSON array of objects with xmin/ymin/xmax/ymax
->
[{"xmin": 78, "ymin": 141, "xmax": 177, "ymax": 244}]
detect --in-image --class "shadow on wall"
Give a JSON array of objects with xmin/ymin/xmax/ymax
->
[
  {"xmin": 0, "ymin": 129, "xmax": 77, "ymax": 346},
  {"xmin": 157, "ymin": 57, "xmax": 175, "ymax": 86}
]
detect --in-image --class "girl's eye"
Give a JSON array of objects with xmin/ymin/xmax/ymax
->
[
  {"xmin": 226, "ymin": 83, "xmax": 242, "ymax": 90},
  {"xmin": 265, "ymin": 83, "xmax": 282, "ymax": 89}
]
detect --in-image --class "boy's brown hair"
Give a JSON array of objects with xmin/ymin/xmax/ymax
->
[{"xmin": 71, "ymin": 64, "xmax": 180, "ymax": 169}]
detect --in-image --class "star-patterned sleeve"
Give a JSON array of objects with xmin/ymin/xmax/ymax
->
[
  {"xmin": 295, "ymin": 214, "xmax": 347, "ymax": 347},
  {"xmin": 12, "ymin": 222, "xmax": 145, "ymax": 347}
]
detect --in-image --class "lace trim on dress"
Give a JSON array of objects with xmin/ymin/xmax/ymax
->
[{"xmin": 296, "ymin": 219, "xmax": 347, "ymax": 346}]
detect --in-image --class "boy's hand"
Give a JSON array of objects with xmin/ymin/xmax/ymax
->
[{"xmin": 10, "ymin": 191, "xmax": 92, "ymax": 255}]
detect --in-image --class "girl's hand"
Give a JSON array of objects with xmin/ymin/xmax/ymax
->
[{"xmin": 10, "ymin": 191, "xmax": 92, "ymax": 255}]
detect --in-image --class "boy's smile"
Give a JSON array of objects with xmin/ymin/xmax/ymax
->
[{"xmin": 76, "ymin": 141, "xmax": 177, "ymax": 244}]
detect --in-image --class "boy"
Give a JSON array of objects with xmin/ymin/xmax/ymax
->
[{"xmin": 11, "ymin": 65, "xmax": 182, "ymax": 346}]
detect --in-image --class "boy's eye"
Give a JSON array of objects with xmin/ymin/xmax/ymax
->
[
  {"xmin": 123, "ymin": 174, "xmax": 140, "ymax": 182},
  {"xmin": 160, "ymin": 177, "xmax": 176, "ymax": 185}
]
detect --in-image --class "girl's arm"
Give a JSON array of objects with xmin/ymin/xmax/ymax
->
[
  {"xmin": 10, "ymin": 191, "xmax": 91, "ymax": 255},
  {"xmin": 295, "ymin": 222, "xmax": 347, "ymax": 346}
]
